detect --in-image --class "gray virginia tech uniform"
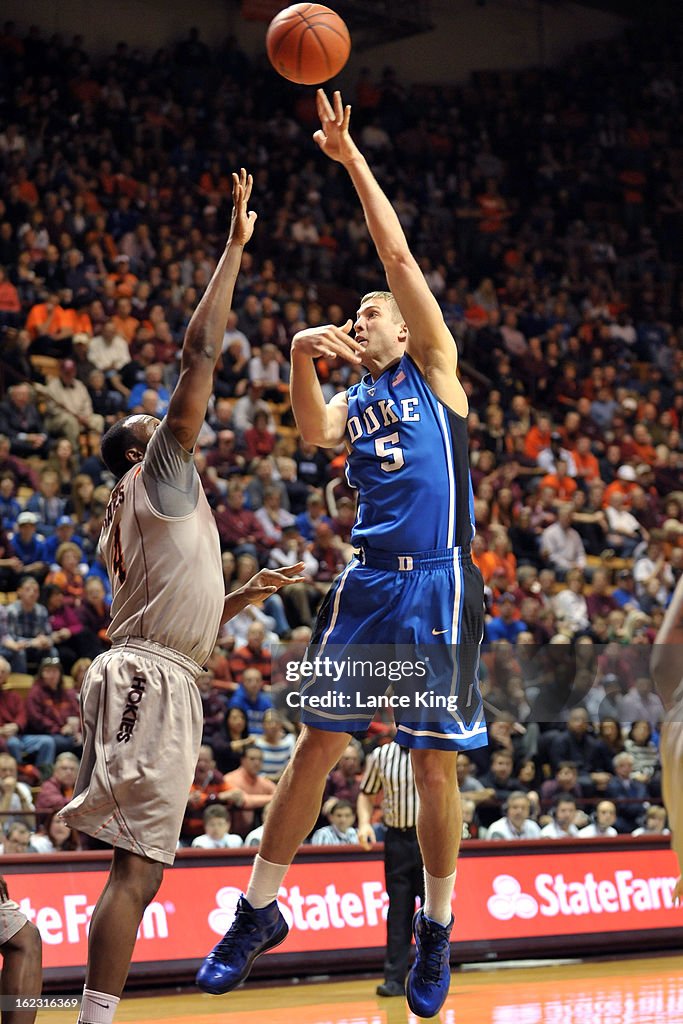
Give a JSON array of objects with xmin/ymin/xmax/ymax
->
[{"xmin": 60, "ymin": 421, "xmax": 224, "ymax": 864}]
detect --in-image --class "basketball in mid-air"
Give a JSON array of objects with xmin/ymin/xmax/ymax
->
[{"xmin": 266, "ymin": 4, "xmax": 351, "ymax": 86}]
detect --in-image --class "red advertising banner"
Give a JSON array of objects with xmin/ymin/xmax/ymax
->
[{"xmin": 8, "ymin": 842, "xmax": 682, "ymax": 975}]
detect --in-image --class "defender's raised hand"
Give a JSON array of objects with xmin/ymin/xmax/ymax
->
[
  {"xmin": 229, "ymin": 168, "xmax": 257, "ymax": 247},
  {"xmin": 313, "ymin": 89, "xmax": 360, "ymax": 166},
  {"xmin": 242, "ymin": 562, "xmax": 308, "ymax": 607}
]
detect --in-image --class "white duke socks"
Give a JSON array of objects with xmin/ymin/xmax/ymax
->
[
  {"xmin": 245, "ymin": 854, "xmax": 289, "ymax": 909},
  {"xmin": 78, "ymin": 988, "xmax": 120, "ymax": 1024},
  {"xmin": 423, "ymin": 869, "xmax": 456, "ymax": 927}
]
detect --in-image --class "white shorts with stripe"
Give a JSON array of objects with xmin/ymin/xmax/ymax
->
[
  {"xmin": 59, "ymin": 638, "xmax": 203, "ymax": 865},
  {"xmin": 0, "ymin": 899, "xmax": 28, "ymax": 945}
]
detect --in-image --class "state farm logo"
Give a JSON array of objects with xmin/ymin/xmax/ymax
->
[
  {"xmin": 208, "ymin": 887, "xmax": 243, "ymax": 934},
  {"xmin": 208, "ymin": 882, "xmax": 389, "ymax": 935},
  {"xmin": 487, "ymin": 875, "xmax": 538, "ymax": 921},
  {"xmin": 486, "ymin": 868, "xmax": 678, "ymax": 921}
]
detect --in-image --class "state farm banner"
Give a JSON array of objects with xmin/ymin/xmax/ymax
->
[{"xmin": 7, "ymin": 842, "xmax": 682, "ymax": 978}]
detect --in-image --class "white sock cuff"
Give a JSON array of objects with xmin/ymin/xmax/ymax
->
[
  {"xmin": 423, "ymin": 868, "xmax": 457, "ymax": 927},
  {"xmin": 246, "ymin": 854, "xmax": 290, "ymax": 909},
  {"xmin": 79, "ymin": 987, "xmax": 120, "ymax": 1024}
]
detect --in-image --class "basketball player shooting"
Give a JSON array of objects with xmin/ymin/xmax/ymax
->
[
  {"xmin": 58, "ymin": 170, "xmax": 305, "ymax": 1024},
  {"xmin": 197, "ymin": 93, "xmax": 486, "ymax": 1019},
  {"xmin": 651, "ymin": 575, "xmax": 683, "ymax": 904}
]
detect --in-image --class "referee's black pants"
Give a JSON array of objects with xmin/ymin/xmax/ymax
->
[{"xmin": 383, "ymin": 826, "xmax": 424, "ymax": 987}]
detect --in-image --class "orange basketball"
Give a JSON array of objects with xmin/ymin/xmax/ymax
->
[{"xmin": 266, "ymin": 4, "xmax": 351, "ymax": 86}]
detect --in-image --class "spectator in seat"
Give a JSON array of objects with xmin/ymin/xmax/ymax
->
[
  {"xmin": 477, "ymin": 750, "xmax": 527, "ymax": 829},
  {"xmin": 214, "ymin": 706, "xmax": 254, "ymax": 776},
  {"xmin": 552, "ymin": 568, "xmax": 590, "ymax": 637},
  {"xmin": 197, "ymin": 669, "xmax": 228, "ymax": 753},
  {"xmin": 0, "ymin": 820, "xmax": 33, "ymax": 854},
  {"xmin": 0, "ymin": 752, "xmax": 35, "ymax": 828},
  {"xmin": 24, "ymin": 469, "xmax": 65, "ymax": 537},
  {"xmin": 541, "ymin": 504, "xmax": 587, "ymax": 578},
  {"xmin": 191, "ymin": 805, "xmax": 243, "ymax": 849},
  {"xmin": 295, "ymin": 492, "xmax": 332, "ymax": 543},
  {"xmin": 0, "ymin": 383, "xmax": 48, "ymax": 459},
  {"xmin": 229, "ymin": 625, "xmax": 272, "ymax": 687},
  {"xmin": 228, "ymin": 667, "xmax": 272, "ymax": 735},
  {"xmin": 43, "ymin": 359, "xmax": 105, "ymax": 450},
  {"xmin": 539, "ymin": 761, "xmax": 584, "ymax": 810},
  {"xmin": 3, "ymin": 576, "xmax": 57, "ymax": 671},
  {"xmin": 486, "ymin": 791, "xmax": 541, "ymax": 840},
  {"xmin": 254, "ymin": 710, "xmax": 295, "ymax": 782},
  {"xmin": 181, "ymin": 745, "xmax": 244, "ymax": 846},
  {"xmin": 577, "ymin": 800, "xmax": 618, "ymax": 838},
  {"xmin": 632, "ymin": 805, "xmax": 669, "ymax": 837},
  {"xmin": 605, "ymin": 752, "xmax": 649, "ymax": 833},
  {"xmin": 311, "ymin": 799, "xmax": 359, "ymax": 845},
  {"xmin": 486, "ymin": 593, "xmax": 527, "ymax": 643},
  {"xmin": 25, "ymin": 657, "xmax": 81, "ymax": 757},
  {"xmin": 9, "ymin": 516, "xmax": 48, "ymax": 585},
  {"xmin": 213, "ymin": 481, "xmax": 266, "ymax": 558},
  {"xmin": 35, "ymin": 752, "xmax": 80, "ymax": 828},
  {"xmin": 224, "ymin": 744, "xmax": 276, "ymax": 840},
  {"xmin": 0, "ymin": 656, "xmax": 56, "ymax": 770},
  {"xmin": 548, "ymin": 708, "xmax": 612, "ymax": 795},
  {"xmin": 322, "ymin": 743, "xmax": 363, "ymax": 814},
  {"xmin": 45, "ymin": 543, "xmax": 86, "ymax": 605},
  {"xmin": 31, "ymin": 810, "xmax": 82, "ymax": 852},
  {"xmin": 540, "ymin": 795, "xmax": 580, "ymax": 838}
]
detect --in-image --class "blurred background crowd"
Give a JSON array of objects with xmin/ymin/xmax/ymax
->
[{"xmin": 0, "ymin": 16, "xmax": 681, "ymax": 852}]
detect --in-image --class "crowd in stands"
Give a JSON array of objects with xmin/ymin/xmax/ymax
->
[{"xmin": 0, "ymin": 17, "xmax": 681, "ymax": 850}]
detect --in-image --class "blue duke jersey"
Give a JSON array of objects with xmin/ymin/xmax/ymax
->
[
  {"xmin": 345, "ymin": 353, "xmax": 475, "ymax": 552},
  {"xmin": 300, "ymin": 351, "xmax": 487, "ymax": 751}
]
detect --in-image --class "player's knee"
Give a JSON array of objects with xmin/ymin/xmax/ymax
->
[
  {"xmin": 412, "ymin": 753, "xmax": 456, "ymax": 797},
  {"xmin": 112, "ymin": 853, "xmax": 164, "ymax": 906},
  {"xmin": 295, "ymin": 727, "xmax": 349, "ymax": 771},
  {"xmin": 136, "ymin": 862, "xmax": 164, "ymax": 906},
  {"xmin": 5, "ymin": 921, "xmax": 41, "ymax": 957}
]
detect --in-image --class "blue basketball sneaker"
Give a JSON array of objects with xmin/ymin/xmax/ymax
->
[
  {"xmin": 196, "ymin": 895, "xmax": 289, "ymax": 994},
  {"xmin": 406, "ymin": 908, "xmax": 453, "ymax": 1017}
]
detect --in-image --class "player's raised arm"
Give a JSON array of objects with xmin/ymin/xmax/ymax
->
[
  {"xmin": 651, "ymin": 575, "xmax": 683, "ymax": 711},
  {"xmin": 314, "ymin": 89, "xmax": 467, "ymax": 416},
  {"xmin": 166, "ymin": 169, "xmax": 257, "ymax": 451},
  {"xmin": 290, "ymin": 320, "xmax": 362, "ymax": 448}
]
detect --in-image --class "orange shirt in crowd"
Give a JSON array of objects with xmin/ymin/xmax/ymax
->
[
  {"xmin": 602, "ymin": 480, "xmax": 638, "ymax": 509},
  {"xmin": 573, "ymin": 449, "xmax": 601, "ymax": 483},
  {"xmin": 112, "ymin": 313, "xmax": 140, "ymax": 344},
  {"xmin": 540, "ymin": 473, "xmax": 578, "ymax": 501},
  {"xmin": 25, "ymin": 302, "xmax": 68, "ymax": 339},
  {"xmin": 60, "ymin": 309, "xmax": 93, "ymax": 336},
  {"xmin": 524, "ymin": 425, "xmax": 552, "ymax": 461},
  {"xmin": 0, "ymin": 280, "xmax": 21, "ymax": 313}
]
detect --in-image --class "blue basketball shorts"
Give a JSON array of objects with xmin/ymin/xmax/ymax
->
[{"xmin": 299, "ymin": 546, "xmax": 487, "ymax": 751}]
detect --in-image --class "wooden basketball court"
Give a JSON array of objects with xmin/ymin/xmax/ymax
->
[{"xmin": 40, "ymin": 954, "xmax": 683, "ymax": 1023}]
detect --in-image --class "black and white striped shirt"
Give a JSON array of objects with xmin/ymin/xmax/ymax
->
[{"xmin": 360, "ymin": 742, "xmax": 417, "ymax": 829}]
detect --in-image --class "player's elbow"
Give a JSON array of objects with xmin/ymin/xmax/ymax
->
[{"xmin": 650, "ymin": 646, "xmax": 673, "ymax": 696}]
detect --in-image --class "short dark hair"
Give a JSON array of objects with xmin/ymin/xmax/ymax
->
[{"xmin": 101, "ymin": 418, "xmax": 143, "ymax": 479}]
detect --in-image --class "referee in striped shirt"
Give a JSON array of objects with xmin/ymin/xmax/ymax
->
[{"xmin": 357, "ymin": 737, "xmax": 423, "ymax": 998}]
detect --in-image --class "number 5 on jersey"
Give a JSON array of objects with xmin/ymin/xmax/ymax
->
[
  {"xmin": 375, "ymin": 432, "xmax": 404, "ymax": 472},
  {"xmin": 111, "ymin": 523, "xmax": 127, "ymax": 584}
]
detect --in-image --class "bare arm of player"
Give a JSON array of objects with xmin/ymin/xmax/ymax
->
[
  {"xmin": 651, "ymin": 574, "xmax": 683, "ymax": 711},
  {"xmin": 219, "ymin": 562, "xmax": 306, "ymax": 626},
  {"xmin": 314, "ymin": 89, "xmax": 467, "ymax": 417},
  {"xmin": 166, "ymin": 168, "xmax": 257, "ymax": 452},
  {"xmin": 356, "ymin": 791, "xmax": 377, "ymax": 851},
  {"xmin": 290, "ymin": 323, "xmax": 362, "ymax": 447}
]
